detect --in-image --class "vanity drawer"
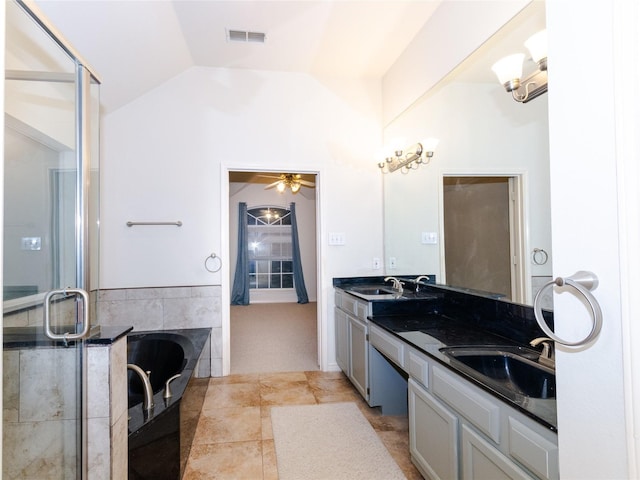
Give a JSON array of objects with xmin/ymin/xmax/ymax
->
[
  {"xmin": 339, "ymin": 294, "xmax": 368, "ymax": 321},
  {"xmin": 407, "ymin": 348, "xmax": 430, "ymax": 388},
  {"xmin": 340, "ymin": 294, "xmax": 358, "ymax": 316},
  {"xmin": 369, "ymin": 325, "xmax": 405, "ymax": 368},
  {"xmin": 508, "ymin": 417, "xmax": 559, "ymax": 480},
  {"xmin": 334, "ymin": 290, "xmax": 343, "ymax": 309},
  {"xmin": 432, "ymin": 365, "xmax": 501, "ymax": 443}
]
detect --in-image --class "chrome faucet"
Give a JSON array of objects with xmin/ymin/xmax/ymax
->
[
  {"xmin": 414, "ymin": 275, "xmax": 430, "ymax": 292},
  {"xmin": 530, "ymin": 337, "xmax": 555, "ymax": 368},
  {"xmin": 384, "ymin": 276, "xmax": 404, "ymax": 293},
  {"xmin": 127, "ymin": 363, "xmax": 154, "ymax": 411}
]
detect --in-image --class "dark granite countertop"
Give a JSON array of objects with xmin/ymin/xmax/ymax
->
[
  {"xmin": 3, "ymin": 324, "xmax": 133, "ymax": 349},
  {"xmin": 369, "ymin": 313, "xmax": 557, "ymax": 431}
]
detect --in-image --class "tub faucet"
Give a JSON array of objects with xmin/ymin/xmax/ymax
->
[
  {"xmin": 163, "ymin": 374, "xmax": 182, "ymax": 399},
  {"xmin": 530, "ymin": 337, "xmax": 555, "ymax": 368},
  {"xmin": 127, "ymin": 364, "xmax": 154, "ymax": 411},
  {"xmin": 414, "ymin": 275, "xmax": 430, "ymax": 292},
  {"xmin": 384, "ymin": 276, "xmax": 404, "ymax": 293}
]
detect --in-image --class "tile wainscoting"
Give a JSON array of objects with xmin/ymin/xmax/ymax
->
[{"xmin": 96, "ymin": 285, "xmax": 222, "ymax": 377}]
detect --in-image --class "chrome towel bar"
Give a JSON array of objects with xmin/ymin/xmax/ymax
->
[{"xmin": 126, "ymin": 221, "xmax": 182, "ymax": 227}]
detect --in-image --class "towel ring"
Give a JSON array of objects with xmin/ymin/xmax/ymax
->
[
  {"xmin": 533, "ymin": 271, "xmax": 603, "ymax": 346},
  {"xmin": 532, "ymin": 248, "xmax": 549, "ymax": 265},
  {"xmin": 204, "ymin": 253, "xmax": 222, "ymax": 273}
]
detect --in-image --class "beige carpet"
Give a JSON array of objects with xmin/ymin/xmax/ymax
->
[
  {"xmin": 271, "ymin": 402, "xmax": 407, "ymax": 480},
  {"xmin": 230, "ymin": 302, "xmax": 319, "ymax": 374}
]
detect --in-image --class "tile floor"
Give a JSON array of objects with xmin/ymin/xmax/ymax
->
[{"xmin": 182, "ymin": 370, "xmax": 424, "ymax": 479}]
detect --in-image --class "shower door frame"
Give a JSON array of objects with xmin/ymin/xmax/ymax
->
[{"xmin": 4, "ymin": 1, "xmax": 102, "ymax": 478}]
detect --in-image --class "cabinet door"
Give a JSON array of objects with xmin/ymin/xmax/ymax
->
[
  {"xmin": 409, "ymin": 378, "xmax": 459, "ymax": 480},
  {"xmin": 349, "ymin": 315, "xmax": 369, "ymax": 400},
  {"xmin": 462, "ymin": 424, "xmax": 531, "ymax": 480},
  {"xmin": 334, "ymin": 308, "xmax": 349, "ymax": 374}
]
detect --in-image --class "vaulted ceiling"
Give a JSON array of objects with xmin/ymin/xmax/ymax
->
[{"xmin": 34, "ymin": 0, "xmax": 442, "ymax": 113}]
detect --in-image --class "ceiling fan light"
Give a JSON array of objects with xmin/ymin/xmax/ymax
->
[
  {"xmin": 291, "ymin": 182, "xmax": 301, "ymax": 193},
  {"xmin": 276, "ymin": 182, "xmax": 286, "ymax": 193}
]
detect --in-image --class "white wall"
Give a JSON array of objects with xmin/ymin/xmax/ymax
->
[
  {"xmin": 101, "ymin": 66, "xmax": 384, "ymax": 370},
  {"xmin": 546, "ymin": 1, "xmax": 631, "ymax": 477},
  {"xmin": 228, "ymin": 183, "xmax": 318, "ymax": 303}
]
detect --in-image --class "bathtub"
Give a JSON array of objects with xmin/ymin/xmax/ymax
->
[{"xmin": 127, "ymin": 328, "xmax": 210, "ymax": 480}]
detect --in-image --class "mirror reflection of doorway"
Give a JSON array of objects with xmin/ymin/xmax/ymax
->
[
  {"xmin": 443, "ymin": 175, "xmax": 525, "ymax": 302},
  {"xmin": 228, "ymin": 171, "xmax": 319, "ymax": 374}
]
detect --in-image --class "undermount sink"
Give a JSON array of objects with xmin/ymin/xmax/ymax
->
[
  {"xmin": 349, "ymin": 286, "xmax": 398, "ymax": 296},
  {"xmin": 440, "ymin": 346, "xmax": 556, "ymax": 400}
]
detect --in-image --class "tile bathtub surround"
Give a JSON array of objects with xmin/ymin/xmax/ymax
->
[
  {"xmin": 2, "ymin": 346, "xmax": 79, "ymax": 478},
  {"xmin": 182, "ymin": 371, "xmax": 423, "ymax": 480},
  {"xmin": 97, "ymin": 286, "xmax": 221, "ymax": 377},
  {"xmin": 86, "ymin": 338, "xmax": 128, "ymax": 480}
]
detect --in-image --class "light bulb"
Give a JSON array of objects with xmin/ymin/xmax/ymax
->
[
  {"xmin": 491, "ymin": 53, "xmax": 525, "ymax": 86},
  {"xmin": 291, "ymin": 182, "xmax": 301, "ymax": 193},
  {"xmin": 276, "ymin": 182, "xmax": 286, "ymax": 193},
  {"xmin": 389, "ymin": 137, "xmax": 406, "ymax": 157},
  {"xmin": 525, "ymin": 30, "xmax": 547, "ymax": 67},
  {"xmin": 421, "ymin": 138, "xmax": 439, "ymax": 152}
]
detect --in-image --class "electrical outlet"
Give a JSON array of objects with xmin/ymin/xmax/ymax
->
[
  {"xmin": 389, "ymin": 257, "xmax": 397, "ymax": 269},
  {"xmin": 372, "ymin": 257, "xmax": 381, "ymax": 270}
]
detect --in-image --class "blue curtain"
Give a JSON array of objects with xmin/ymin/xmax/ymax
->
[
  {"xmin": 290, "ymin": 203, "xmax": 309, "ymax": 304},
  {"xmin": 231, "ymin": 202, "xmax": 250, "ymax": 305}
]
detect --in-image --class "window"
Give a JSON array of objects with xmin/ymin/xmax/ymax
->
[{"xmin": 247, "ymin": 206, "xmax": 293, "ymax": 290}]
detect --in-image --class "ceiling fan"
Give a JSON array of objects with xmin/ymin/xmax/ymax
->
[{"xmin": 261, "ymin": 173, "xmax": 315, "ymax": 194}]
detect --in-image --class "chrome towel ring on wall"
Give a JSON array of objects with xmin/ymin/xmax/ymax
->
[
  {"xmin": 205, "ymin": 253, "xmax": 222, "ymax": 273},
  {"xmin": 531, "ymin": 248, "xmax": 549, "ymax": 265},
  {"xmin": 533, "ymin": 271, "xmax": 603, "ymax": 346}
]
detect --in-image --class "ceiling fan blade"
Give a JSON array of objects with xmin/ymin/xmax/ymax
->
[
  {"xmin": 257, "ymin": 174, "xmax": 282, "ymax": 180},
  {"xmin": 299, "ymin": 180, "xmax": 315, "ymax": 187},
  {"xmin": 264, "ymin": 180, "xmax": 281, "ymax": 189}
]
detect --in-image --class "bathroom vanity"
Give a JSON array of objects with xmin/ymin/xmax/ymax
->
[{"xmin": 333, "ymin": 276, "xmax": 558, "ymax": 480}]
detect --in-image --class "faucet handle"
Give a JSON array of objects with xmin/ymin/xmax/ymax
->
[
  {"xmin": 530, "ymin": 337, "xmax": 555, "ymax": 367},
  {"xmin": 163, "ymin": 374, "xmax": 182, "ymax": 399},
  {"xmin": 384, "ymin": 276, "xmax": 404, "ymax": 292}
]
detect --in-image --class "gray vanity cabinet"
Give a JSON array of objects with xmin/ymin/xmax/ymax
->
[
  {"xmin": 409, "ymin": 378, "xmax": 459, "ymax": 480},
  {"xmin": 334, "ymin": 307, "xmax": 349, "ymax": 374},
  {"xmin": 368, "ymin": 323, "xmax": 558, "ymax": 480},
  {"xmin": 334, "ymin": 290, "xmax": 370, "ymax": 400},
  {"xmin": 334, "ymin": 289, "xmax": 407, "ymax": 413}
]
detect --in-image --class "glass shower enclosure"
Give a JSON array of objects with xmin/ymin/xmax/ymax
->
[{"xmin": 3, "ymin": 1, "xmax": 100, "ymax": 478}]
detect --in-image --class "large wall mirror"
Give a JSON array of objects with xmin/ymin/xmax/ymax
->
[{"xmin": 383, "ymin": 2, "xmax": 552, "ymax": 307}]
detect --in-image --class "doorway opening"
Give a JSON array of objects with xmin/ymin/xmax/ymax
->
[
  {"xmin": 442, "ymin": 175, "xmax": 527, "ymax": 303},
  {"xmin": 227, "ymin": 171, "xmax": 320, "ymax": 374}
]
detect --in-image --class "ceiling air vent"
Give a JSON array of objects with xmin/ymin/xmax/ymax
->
[{"xmin": 227, "ymin": 29, "xmax": 266, "ymax": 44}]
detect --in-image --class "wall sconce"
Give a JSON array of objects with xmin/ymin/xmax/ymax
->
[
  {"xmin": 378, "ymin": 138, "xmax": 439, "ymax": 174},
  {"xmin": 491, "ymin": 29, "xmax": 548, "ymax": 103}
]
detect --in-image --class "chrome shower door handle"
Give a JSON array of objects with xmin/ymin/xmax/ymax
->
[{"xmin": 43, "ymin": 288, "xmax": 90, "ymax": 343}]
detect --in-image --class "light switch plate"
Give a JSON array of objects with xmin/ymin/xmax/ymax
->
[
  {"xmin": 328, "ymin": 232, "xmax": 346, "ymax": 245},
  {"xmin": 21, "ymin": 237, "xmax": 42, "ymax": 251},
  {"xmin": 421, "ymin": 232, "xmax": 438, "ymax": 244}
]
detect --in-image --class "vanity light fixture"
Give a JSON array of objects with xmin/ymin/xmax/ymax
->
[
  {"xmin": 378, "ymin": 138, "xmax": 439, "ymax": 174},
  {"xmin": 491, "ymin": 29, "xmax": 548, "ymax": 103}
]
